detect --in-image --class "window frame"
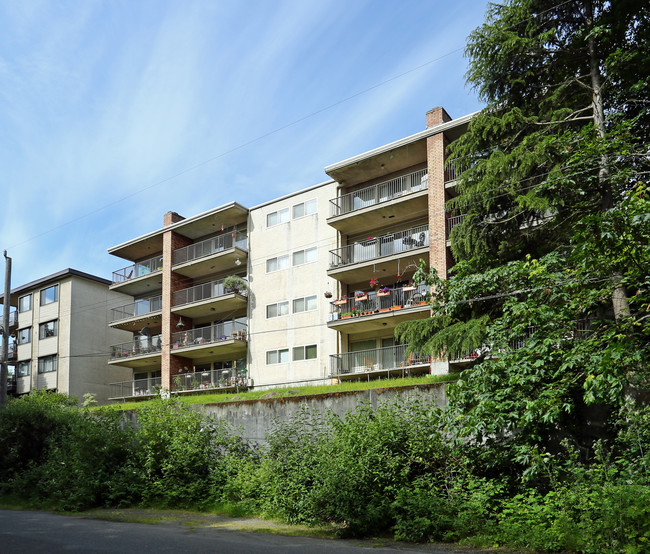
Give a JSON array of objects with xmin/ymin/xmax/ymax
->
[
  {"xmin": 266, "ymin": 301, "xmax": 289, "ymax": 319},
  {"xmin": 18, "ymin": 294, "xmax": 32, "ymax": 312},
  {"xmin": 267, "ymin": 207, "xmax": 290, "ymax": 228},
  {"xmin": 266, "ymin": 348, "xmax": 289, "ymax": 365},
  {"xmin": 293, "ymin": 344, "xmax": 317, "ymax": 361},
  {"xmin": 17, "ymin": 327, "xmax": 31, "ymax": 345},
  {"xmin": 266, "ymin": 254, "xmax": 290, "ymax": 273},
  {"xmin": 293, "ymin": 295, "xmax": 317, "ymax": 313},
  {"xmin": 38, "ymin": 355, "xmax": 57, "ymax": 374},
  {"xmin": 40, "ymin": 284, "xmax": 59, "ymax": 306},
  {"xmin": 17, "ymin": 360, "xmax": 30, "ymax": 377},
  {"xmin": 292, "ymin": 247, "xmax": 317, "ymax": 266},
  {"xmin": 39, "ymin": 320, "xmax": 58, "ymax": 340},
  {"xmin": 292, "ymin": 198, "xmax": 317, "ymax": 219}
]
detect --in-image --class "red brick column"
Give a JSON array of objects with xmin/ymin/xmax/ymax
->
[{"xmin": 161, "ymin": 229, "xmax": 193, "ymax": 390}]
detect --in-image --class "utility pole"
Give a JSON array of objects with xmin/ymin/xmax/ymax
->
[{"xmin": 0, "ymin": 250, "xmax": 11, "ymax": 409}]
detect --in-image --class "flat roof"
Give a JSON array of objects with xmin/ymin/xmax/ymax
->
[{"xmin": 0, "ymin": 268, "xmax": 110, "ymax": 304}]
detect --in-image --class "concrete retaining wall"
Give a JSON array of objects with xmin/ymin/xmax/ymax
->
[{"xmin": 194, "ymin": 382, "xmax": 448, "ymax": 444}]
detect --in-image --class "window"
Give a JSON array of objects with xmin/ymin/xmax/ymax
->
[
  {"xmin": 292, "ymin": 247, "xmax": 317, "ymax": 266},
  {"xmin": 40, "ymin": 285, "xmax": 59, "ymax": 305},
  {"xmin": 293, "ymin": 295, "xmax": 317, "ymax": 313},
  {"xmin": 38, "ymin": 355, "xmax": 57, "ymax": 374},
  {"xmin": 266, "ymin": 254, "xmax": 289, "ymax": 273},
  {"xmin": 18, "ymin": 294, "xmax": 32, "ymax": 312},
  {"xmin": 267, "ymin": 208, "xmax": 289, "ymax": 227},
  {"xmin": 292, "ymin": 199, "xmax": 317, "ymax": 219},
  {"xmin": 266, "ymin": 301, "xmax": 289, "ymax": 318},
  {"xmin": 39, "ymin": 320, "xmax": 58, "ymax": 339},
  {"xmin": 17, "ymin": 328, "xmax": 31, "ymax": 345},
  {"xmin": 17, "ymin": 361, "xmax": 30, "ymax": 377},
  {"xmin": 266, "ymin": 349, "xmax": 289, "ymax": 364},
  {"xmin": 293, "ymin": 344, "xmax": 317, "ymax": 361}
]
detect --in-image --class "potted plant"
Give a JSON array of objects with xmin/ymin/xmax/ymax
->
[
  {"xmin": 324, "ymin": 291, "xmax": 333, "ymax": 298},
  {"xmin": 402, "ymin": 282, "xmax": 416, "ymax": 292},
  {"xmin": 377, "ymin": 286, "xmax": 391, "ymax": 297},
  {"xmin": 224, "ymin": 275, "xmax": 247, "ymax": 294},
  {"xmin": 355, "ymin": 290, "xmax": 368, "ymax": 302},
  {"xmin": 334, "ymin": 296, "xmax": 348, "ymax": 305},
  {"xmin": 369, "ymin": 278, "xmax": 380, "ymax": 290},
  {"xmin": 341, "ymin": 311, "xmax": 353, "ymax": 319}
]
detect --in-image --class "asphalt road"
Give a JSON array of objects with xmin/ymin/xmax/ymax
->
[{"xmin": 0, "ymin": 510, "xmax": 480, "ymax": 553}]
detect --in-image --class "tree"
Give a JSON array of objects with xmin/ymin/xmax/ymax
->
[{"xmin": 397, "ymin": 0, "xmax": 650, "ymax": 476}]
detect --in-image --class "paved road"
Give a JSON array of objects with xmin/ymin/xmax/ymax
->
[{"xmin": 0, "ymin": 510, "xmax": 479, "ymax": 553}]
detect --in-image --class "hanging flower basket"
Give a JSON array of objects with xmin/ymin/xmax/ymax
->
[
  {"xmin": 369, "ymin": 278, "xmax": 380, "ymax": 290},
  {"xmin": 324, "ymin": 291, "xmax": 333, "ymax": 298}
]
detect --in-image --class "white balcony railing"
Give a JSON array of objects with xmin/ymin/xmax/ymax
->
[
  {"xmin": 330, "ymin": 344, "xmax": 430, "ymax": 376},
  {"xmin": 110, "ymin": 296, "xmax": 162, "ymax": 322},
  {"xmin": 173, "ymin": 231, "xmax": 247, "ymax": 266},
  {"xmin": 110, "ymin": 334, "xmax": 163, "ymax": 361},
  {"xmin": 329, "ymin": 169, "xmax": 428, "ymax": 217},
  {"xmin": 112, "ymin": 255, "xmax": 163, "ymax": 285}
]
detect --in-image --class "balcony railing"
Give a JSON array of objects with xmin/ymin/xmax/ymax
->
[
  {"xmin": 171, "ymin": 321, "xmax": 247, "ymax": 349},
  {"xmin": 447, "ymin": 214, "xmax": 466, "ymax": 233},
  {"xmin": 173, "ymin": 231, "xmax": 248, "ymax": 266},
  {"xmin": 329, "ymin": 169, "xmax": 428, "ymax": 217},
  {"xmin": 112, "ymin": 255, "xmax": 163, "ymax": 284},
  {"xmin": 330, "ymin": 284, "xmax": 429, "ymax": 320},
  {"xmin": 110, "ymin": 334, "xmax": 162, "ymax": 361},
  {"xmin": 7, "ymin": 342, "xmax": 16, "ymax": 360},
  {"xmin": 110, "ymin": 296, "xmax": 162, "ymax": 322},
  {"xmin": 330, "ymin": 344, "xmax": 430, "ymax": 376},
  {"xmin": 109, "ymin": 376, "xmax": 162, "ymax": 399},
  {"xmin": 171, "ymin": 368, "xmax": 247, "ymax": 392},
  {"xmin": 329, "ymin": 224, "xmax": 429, "ymax": 270},
  {"xmin": 173, "ymin": 278, "xmax": 248, "ymax": 307},
  {"xmin": 8, "ymin": 311, "xmax": 18, "ymax": 328}
]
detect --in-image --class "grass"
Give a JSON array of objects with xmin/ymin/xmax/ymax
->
[{"xmin": 105, "ymin": 374, "xmax": 457, "ymax": 411}]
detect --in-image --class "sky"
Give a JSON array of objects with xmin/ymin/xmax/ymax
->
[{"xmin": 0, "ymin": 0, "xmax": 488, "ymax": 290}]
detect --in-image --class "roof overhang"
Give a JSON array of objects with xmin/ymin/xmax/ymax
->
[
  {"xmin": 325, "ymin": 111, "xmax": 477, "ymax": 187},
  {"xmin": 108, "ymin": 202, "xmax": 249, "ymax": 261}
]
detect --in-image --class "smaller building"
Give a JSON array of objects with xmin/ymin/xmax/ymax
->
[{"xmin": 0, "ymin": 269, "xmax": 133, "ymax": 404}]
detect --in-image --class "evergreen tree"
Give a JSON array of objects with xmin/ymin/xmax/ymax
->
[{"xmin": 398, "ymin": 0, "xmax": 650, "ymax": 475}]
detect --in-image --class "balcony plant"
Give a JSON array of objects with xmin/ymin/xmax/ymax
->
[
  {"xmin": 402, "ymin": 282, "xmax": 416, "ymax": 292},
  {"xmin": 333, "ymin": 296, "xmax": 348, "ymax": 305},
  {"xmin": 369, "ymin": 278, "xmax": 380, "ymax": 290},
  {"xmin": 224, "ymin": 275, "xmax": 247, "ymax": 294},
  {"xmin": 324, "ymin": 291, "xmax": 333, "ymax": 298},
  {"xmin": 354, "ymin": 291, "xmax": 368, "ymax": 302},
  {"xmin": 377, "ymin": 286, "xmax": 391, "ymax": 297}
]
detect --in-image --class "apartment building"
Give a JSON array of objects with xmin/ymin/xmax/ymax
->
[
  {"xmin": 0, "ymin": 269, "xmax": 132, "ymax": 404},
  {"xmin": 106, "ymin": 105, "xmax": 473, "ymax": 400},
  {"xmin": 323, "ymin": 107, "xmax": 472, "ymax": 379}
]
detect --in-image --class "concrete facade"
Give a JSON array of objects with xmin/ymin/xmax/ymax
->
[{"xmin": 1, "ymin": 269, "xmax": 132, "ymax": 404}]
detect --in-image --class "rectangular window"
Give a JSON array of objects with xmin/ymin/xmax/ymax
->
[
  {"xmin": 17, "ymin": 328, "xmax": 31, "ymax": 345},
  {"xmin": 39, "ymin": 320, "xmax": 58, "ymax": 339},
  {"xmin": 38, "ymin": 355, "xmax": 57, "ymax": 374},
  {"xmin": 293, "ymin": 344, "xmax": 317, "ymax": 361},
  {"xmin": 266, "ymin": 301, "xmax": 289, "ymax": 318},
  {"xmin": 293, "ymin": 295, "xmax": 317, "ymax": 313},
  {"xmin": 40, "ymin": 285, "xmax": 59, "ymax": 305},
  {"xmin": 267, "ymin": 208, "xmax": 290, "ymax": 227},
  {"xmin": 17, "ymin": 360, "xmax": 30, "ymax": 377},
  {"xmin": 292, "ymin": 199, "xmax": 317, "ymax": 219},
  {"xmin": 292, "ymin": 247, "xmax": 317, "ymax": 266},
  {"xmin": 266, "ymin": 348, "xmax": 289, "ymax": 365},
  {"xmin": 266, "ymin": 254, "xmax": 289, "ymax": 273},
  {"xmin": 18, "ymin": 294, "xmax": 32, "ymax": 312}
]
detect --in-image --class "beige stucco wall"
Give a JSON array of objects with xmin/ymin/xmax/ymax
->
[{"xmin": 248, "ymin": 182, "xmax": 339, "ymax": 388}]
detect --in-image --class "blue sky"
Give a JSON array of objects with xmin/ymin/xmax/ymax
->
[{"xmin": 0, "ymin": 0, "xmax": 487, "ymax": 289}]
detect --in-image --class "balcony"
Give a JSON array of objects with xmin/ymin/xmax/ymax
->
[
  {"xmin": 172, "ymin": 278, "xmax": 247, "ymax": 319},
  {"xmin": 170, "ymin": 321, "xmax": 247, "ymax": 360},
  {"xmin": 109, "ymin": 376, "xmax": 162, "ymax": 401},
  {"xmin": 328, "ymin": 284, "xmax": 430, "ymax": 333},
  {"xmin": 171, "ymin": 368, "xmax": 247, "ymax": 393},
  {"xmin": 8, "ymin": 311, "xmax": 18, "ymax": 330},
  {"xmin": 328, "ymin": 224, "xmax": 429, "ymax": 283},
  {"xmin": 329, "ymin": 344, "xmax": 431, "ymax": 379},
  {"xmin": 327, "ymin": 169, "xmax": 428, "ymax": 234},
  {"xmin": 109, "ymin": 334, "xmax": 162, "ymax": 367},
  {"xmin": 111, "ymin": 255, "xmax": 163, "ymax": 296},
  {"xmin": 172, "ymin": 231, "xmax": 248, "ymax": 279},
  {"xmin": 7, "ymin": 342, "xmax": 16, "ymax": 361},
  {"xmin": 109, "ymin": 295, "xmax": 162, "ymax": 329}
]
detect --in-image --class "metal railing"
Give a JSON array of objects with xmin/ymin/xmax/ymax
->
[
  {"xmin": 444, "ymin": 157, "xmax": 474, "ymax": 183},
  {"xmin": 171, "ymin": 321, "xmax": 247, "ymax": 349},
  {"xmin": 173, "ymin": 231, "xmax": 248, "ymax": 266},
  {"xmin": 110, "ymin": 295, "xmax": 162, "ymax": 322},
  {"xmin": 329, "ymin": 169, "xmax": 428, "ymax": 217},
  {"xmin": 110, "ymin": 334, "xmax": 163, "ymax": 361},
  {"xmin": 330, "ymin": 284, "xmax": 429, "ymax": 319},
  {"xmin": 330, "ymin": 344, "xmax": 430, "ymax": 376},
  {"xmin": 329, "ymin": 224, "xmax": 429, "ymax": 269},
  {"xmin": 8, "ymin": 311, "xmax": 17, "ymax": 328},
  {"xmin": 109, "ymin": 376, "xmax": 162, "ymax": 399},
  {"xmin": 171, "ymin": 368, "xmax": 247, "ymax": 392},
  {"xmin": 447, "ymin": 214, "xmax": 466, "ymax": 233},
  {"xmin": 173, "ymin": 278, "xmax": 248, "ymax": 307},
  {"xmin": 112, "ymin": 255, "xmax": 163, "ymax": 284},
  {"xmin": 7, "ymin": 342, "xmax": 16, "ymax": 360}
]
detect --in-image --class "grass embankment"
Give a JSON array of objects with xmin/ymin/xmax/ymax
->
[{"xmin": 107, "ymin": 374, "xmax": 456, "ymax": 411}]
